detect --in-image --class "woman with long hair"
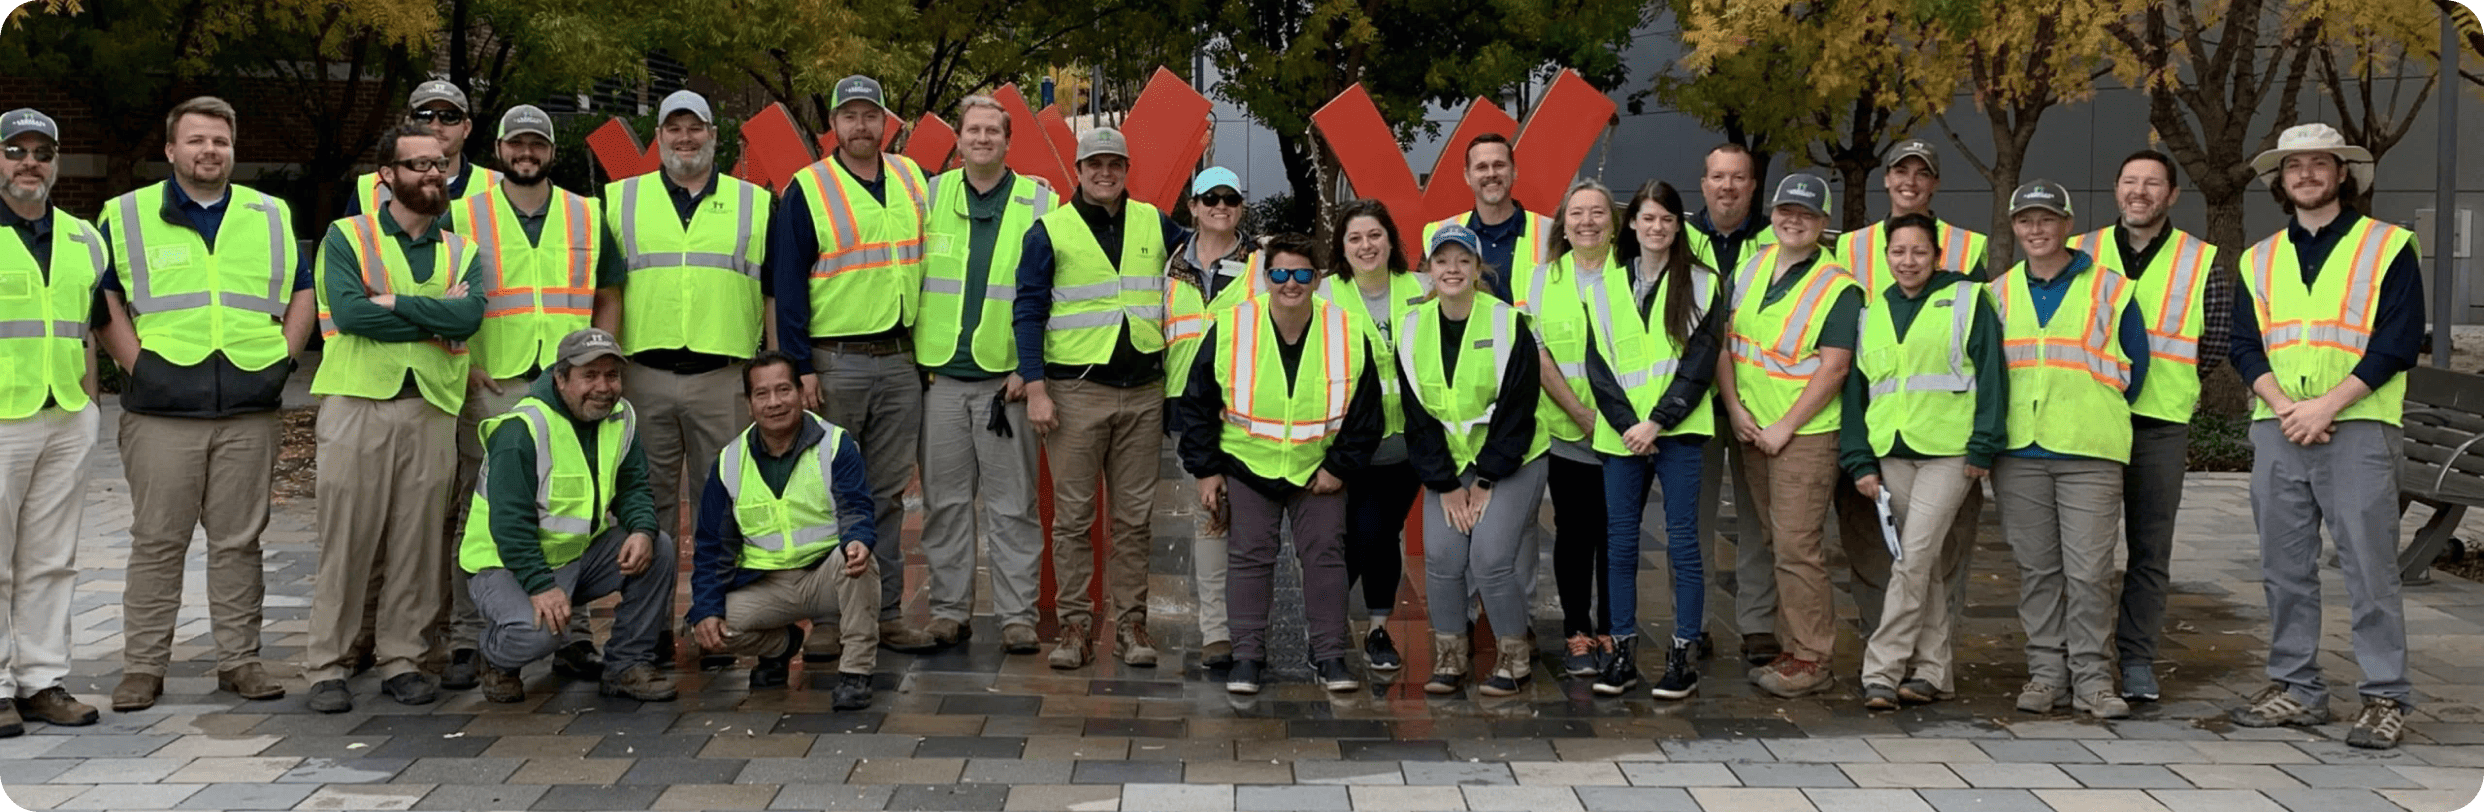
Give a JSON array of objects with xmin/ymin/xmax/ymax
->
[
  {"xmin": 1319, "ymin": 199, "xmax": 1431, "ymax": 673},
  {"xmin": 1516, "ymin": 179, "xmax": 1621, "ymax": 678}
]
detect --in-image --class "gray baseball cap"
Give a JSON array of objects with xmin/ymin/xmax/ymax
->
[
  {"xmin": 1076, "ymin": 127, "xmax": 1129, "ymax": 162},
  {"xmin": 2008, "ymin": 179, "xmax": 2074, "ymax": 217},
  {"xmin": 556, "ymin": 328, "xmax": 628, "ymax": 367},
  {"xmin": 408, "ymin": 80, "xmax": 469, "ymax": 112},
  {"xmin": 658, "ymin": 90, "xmax": 713, "ymax": 125},
  {"xmin": 1886, "ymin": 139, "xmax": 1940, "ymax": 177},
  {"xmin": 832, "ymin": 76, "xmax": 887, "ymax": 113},
  {"xmin": 498, "ymin": 105, "xmax": 555, "ymax": 144},
  {"xmin": 1770, "ymin": 173, "xmax": 1832, "ymax": 218},
  {"xmin": 1, "ymin": 109, "xmax": 58, "ymax": 144}
]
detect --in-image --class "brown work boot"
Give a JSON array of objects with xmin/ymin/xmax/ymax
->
[
  {"xmin": 0, "ymin": 698, "xmax": 22, "ymax": 738},
  {"xmin": 878, "ymin": 620, "xmax": 938, "ymax": 652},
  {"xmin": 111, "ymin": 673, "xmax": 163, "ymax": 712},
  {"xmin": 1115, "ymin": 620, "xmax": 1159, "ymax": 667},
  {"xmin": 480, "ymin": 665, "xmax": 526, "ymax": 703},
  {"xmin": 217, "ymin": 663, "xmax": 286, "ymax": 700},
  {"xmin": 1048, "ymin": 622, "xmax": 1091, "ymax": 669},
  {"xmin": 20, "ymin": 687, "xmax": 97, "ymax": 727},
  {"xmin": 598, "ymin": 663, "xmax": 678, "ymax": 702},
  {"xmin": 1001, "ymin": 623, "xmax": 1041, "ymax": 654},
  {"xmin": 926, "ymin": 618, "xmax": 971, "ymax": 646}
]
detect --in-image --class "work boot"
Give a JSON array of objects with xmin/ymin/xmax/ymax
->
[
  {"xmin": 1426, "ymin": 632, "xmax": 1469, "ymax": 694},
  {"xmin": 1863, "ymin": 683, "xmax": 1900, "ymax": 711},
  {"xmin": 383, "ymin": 673, "xmax": 439, "ymax": 706},
  {"xmin": 1478, "ymin": 635, "xmax": 1533, "ymax": 697},
  {"xmin": 1115, "ymin": 620, "xmax": 1158, "ymax": 667},
  {"xmin": 1741, "ymin": 632, "xmax": 1781, "ymax": 666},
  {"xmin": 926, "ymin": 618, "xmax": 971, "ymax": 646},
  {"xmin": 1754, "ymin": 657, "xmax": 1832, "ymax": 698},
  {"xmin": 831, "ymin": 672, "xmax": 873, "ymax": 710},
  {"xmin": 2229, "ymin": 683, "xmax": 2331, "ymax": 727},
  {"xmin": 480, "ymin": 665, "xmax": 525, "ymax": 703},
  {"xmin": 551, "ymin": 640, "xmax": 603, "ymax": 680},
  {"xmin": 306, "ymin": 679, "xmax": 353, "ymax": 714},
  {"xmin": 217, "ymin": 663, "xmax": 286, "ymax": 700},
  {"xmin": 18, "ymin": 687, "xmax": 97, "ymax": 727},
  {"xmin": 752, "ymin": 625, "xmax": 804, "ymax": 690},
  {"xmin": 599, "ymin": 663, "xmax": 679, "ymax": 701},
  {"xmin": 111, "ymin": 673, "xmax": 163, "ymax": 712},
  {"xmin": 1048, "ymin": 623, "xmax": 1091, "ymax": 670},
  {"xmin": 0, "ymin": 698, "xmax": 20, "ymax": 738},
  {"xmin": 1898, "ymin": 678, "xmax": 1943, "ymax": 705},
  {"xmin": 441, "ymin": 649, "xmax": 481, "ymax": 690},
  {"xmin": 2076, "ymin": 689, "xmax": 2131, "ymax": 720},
  {"xmin": 1001, "ymin": 623, "xmax": 1041, "ymax": 654},
  {"xmin": 879, "ymin": 620, "xmax": 938, "ymax": 652},
  {"xmin": 2345, "ymin": 696, "xmax": 2409, "ymax": 750}
]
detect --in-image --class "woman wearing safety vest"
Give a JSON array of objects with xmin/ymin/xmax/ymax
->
[
  {"xmin": 1163, "ymin": 166, "xmax": 1261, "ymax": 669},
  {"xmin": 1397, "ymin": 224, "xmax": 1548, "ymax": 697},
  {"xmin": 1516, "ymin": 179, "xmax": 1621, "ymax": 679},
  {"xmin": 1579, "ymin": 181, "xmax": 1725, "ymax": 699},
  {"xmin": 1837, "ymin": 213, "xmax": 2007, "ymax": 710},
  {"xmin": 1319, "ymin": 199, "xmax": 1431, "ymax": 674},
  {"xmin": 1987, "ymin": 180, "xmax": 2150, "ymax": 721},
  {"xmin": 1173, "ymin": 234, "xmax": 1385, "ymax": 696},
  {"xmin": 1715, "ymin": 173, "xmax": 1864, "ymax": 699}
]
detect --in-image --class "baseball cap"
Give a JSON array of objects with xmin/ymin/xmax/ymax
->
[
  {"xmin": 556, "ymin": 328, "xmax": 628, "ymax": 367},
  {"xmin": 1770, "ymin": 173, "xmax": 1832, "ymax": 218},
  {"xmin": 1886, "ymin": 139, "xmax": 1940, "ymax": 177},
  {"xmin": 1076, "ymin": 128, "xmax": 1129, "ymax": 162},
  {"xmin": 2008, "ymin": 179, "xmax": 2074, "ymax": 217},
  {"xmin": 1427, "ymin": 223, "xmax": 1482, "ymax": 259},
  {"xmin": 832, "ymin": 76, "xmax": 887, "ymax": 112},
  {"xmin": 658, "ymin": 90, "xmax": 713, "ymax": 125},
  {"xmin": 498, "ymin": 105, "xmax": 555, "ymax": 144},
  {"xmin": 1, "ymin": 109, "xmax": 58, "ymax": 144},
  {"xmin": 408, "ymin": 80, "xmax": 469, "ymax": 112},
  {"xmin": 1190, "ymin": 166, "xmax": 1242, "ymax": 196}
]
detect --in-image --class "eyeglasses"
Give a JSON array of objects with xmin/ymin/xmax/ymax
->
[
  {"xmin": 2, "ymin": 145, "xmax": 56, "ymax": 163},
  {"xmin": 391, "ymin": 157, "xmax": 449, "ymax": 173},
  {"xmin": 408, "ymin": 109, "xmax": 467, "ymax": 125},
  {"xmin": 1195, "ymin": 192, "xmax": 1243, "ymax": 208},
  {"xmin": 1265, "ymin": 267, "xmax": 1318, "ymax": 285}
]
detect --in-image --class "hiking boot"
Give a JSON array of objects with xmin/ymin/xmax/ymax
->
[
  {"xmin": 1898, "ymin": 678, "xmax": 1942, "ymax": 705},
  {"xmin": 2015, "ymin": 681, "xmax": 2069, "ymax": 714},
  {"xmin": 831, "ymin": 672, "xmax": 874, "ymax": 711},
  {"xmin": 1364, "ymin": 627, "xmax": 1403, "ymax": 672},
  {"xmin": 1049, "ymin": 623, "xmax": 1091, "ymax": 669},
  {"xmin": 1426, "ymin": 632, "xmax": 1469, "ymax": 695},
  {"xmin": 441, "ymin": 649, "xmax": 481, "ymax": 690},
  {"xmin": 926, "ymin": 618, "xmax": 971, "ymax": 646},
  {"xmin": 879, "ymin": 620, "xmax": 938, "ymax": 652},
  {"xmin": 1317, "ymin": 657, "xmax": 1361, "ymax": 692},
  {"xmin": 1650, "ymin": 639, "xmax": 1700, "ymax": 700},
  {"xmin": 383, "ymin": 672, "xmax": 438, "ymax": 706},
  {"xmin": 217, "ymin": 663, "xmax": 286, "ymax": 700},
  {"xmin": 18, "ymin": 687, "xmax": 96, "ymax": 727},
  {"xmin": 1115, "ymin": 620, "xmax": 1158, "ymax": 667},
  {"xmin": 1478, "ymin": 635, "xmax": 1532, "ymax": 697},
  {"xmin": 2077, "ymin": 690, "xmax": 2131, "ymax": 720},
  {"xmin": 1226, "ymin": 659, "xmax": 1266, "ymax": 695},
  {"xmin": 1592, "ymin": 637, "xmax": 1640, "ymax": 696},
  {"xmin": 1201, "ymin": 640, "xmax": 1235, "ymax": 668},
  {"xmin": 0, "ymin": 698, "xmax": 20, "ymax": 738},
  {"xmin": 1001, "ymin": 623, "xmax": 1041, "ymax": 654},
  {"xmin": 2120, "ymin": 662, "xmax": 2160, "ymax": 702},
  {"xmin": 111, "ymin": 673, "xmax": 162, "ymax": 712},
  {"xmin": 306, "ymin": 679, "xmax": 353, "ymax": 714},
  {"xmin": 1755, "ymin": 657, "xmax": 1833, "ymax": 698},
  {"xmin": 752, "ymin": 625, "xmax": 804, "ymax": 690},
  {"xmin": 2345, "ymin": 696, "xmax": 2409, "ymax": 750},
  {"xmin": 2230, "ymin": 683, "xmax": 2331, "ymax": 727},
  {"xmin": 1863, "ymin": 682, "xmax": 1901, "ymax": 710},
  {"xmin": 551, "ymin": 640, "xmax": 603, "ymax": 680},
  {"xmin": 599, "ymin": 663, "xmax": 678, "ymax": 701},
  {"xmin": 480, "ymin": 665, "xmax": 525, "ymax": 703},
  {"xmin": 1741, "ymin": 632, "xmax": 1782, "ymax": 666},
  {"xmin": 1563, "ymin": 633, "xmax": 1603, "ymax": 677}
]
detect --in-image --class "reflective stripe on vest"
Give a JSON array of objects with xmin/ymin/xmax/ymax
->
[
  {"xmin": 104, "ymin": 184, "xmax": 297, "ymax": 371},
  {"xmin": 1221, "ymin": 300, "xmax": 1355, "ymax": 444},
  {"xmin": 460, "ymin": 187, "xmax": 598, "ymax": 378},
  {"xmin": 1164, "ymin": 248, "xmax": 1264, "ymax": 396},
  {"xmin": 614, "ymin": 176, "xmax": 762, "ymax": 278},
  {"xmin": 605, "ymin": 174, "xmax": 768, "ymax": 357},
  {"xmin": 1727, "ymin": 246, "xmax": 1849, "ymax": 380},
  {"xmin": 1857, "ymin": 280, "xmax": 1982, "ymax": 458},
  {"xmin": 1862, "ymin": 281, "xmax": 1980, "ymax": 399},
  {"xmin": 0, "ymin": 212, "xmax": 104, "ymax": 417},
  {"xmin": 2240, "ymin": 217, "xmax": 2412, "ymax": 425},
  {"xmin": 1039, "ymin": 201, "xmax": 1168, "ymax": 364},
  {"xmin": 917, "ymin": 171, "xmax": 1052, "ymax": 373},
  {"xmin": 798, "ymin": 155, "xmax": 930, "ymax": 335},
  {"xmin": 719, "ymin": 416, "xmax": 847, "ymax": 568},
  {"xmin": 310, "ymin": 215, "xmax": 475, "ymax": 414},
  {"xmin": 1840, "ymin": 220, "xmax": 1985, "ymax": 294},
  {"xmin": 1397, "ymin": 300, "xmax": 1544, "ymax": 470},
  {"xmin": 1583, "ymin": 260, "xmax": 1719, "ymax": 453},
  {"xmin": 1316, "ymin": 271, "xmax": 1429, "ymax": 436},
  {"xmin": 457, "ymin": 396, "xmax": 636, "ymax": 573},
  {"xmin": 1991, "ymin": 268, "xmax": 2131, "ymax": 392}
]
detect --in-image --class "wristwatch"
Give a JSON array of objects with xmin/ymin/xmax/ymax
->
[{"xmin": 1473, "ymin": 478, "xmax": 1494, "ymax": 491}]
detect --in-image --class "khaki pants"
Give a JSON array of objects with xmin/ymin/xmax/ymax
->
[
  {"xmin": 305, "ymin": 396, "xmax": 456, "ymax": 683},
  {"xmin": 1861, "ymin": 456, "xmax": 1976, "ymax": 692},
  {"xmin": 1042, "ymin": 379, "xmax": 1160, "ymax": 630},
  {"xmin": 627, "ymin": 364, "xmax": 749, "ymax": 541},
  {"xmin": 1738, "ymin": 433, "xmax": 1840, "ymax": 664},
  {"xmin": 1994, "ymin": 455, "xmax": 2124, "ymax": 695},
  {"xmin": 710, "ymin": 554, "xmax": 880, "ymax": 675},
  {"xmin": 118, "ymin": 410, "xmax": 277, "ymax": 677},
  {"xmin": 917, "ymin": 374, "xmax": 1042, "ymax": 628},
  {"xmin": 0, "ymin": 407, "xmax": 96, "ymax": 696}
]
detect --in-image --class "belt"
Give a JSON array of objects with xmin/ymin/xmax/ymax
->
[{"xmin": 816, "ymin": 336, "xmax": 914, "ymax": 356}]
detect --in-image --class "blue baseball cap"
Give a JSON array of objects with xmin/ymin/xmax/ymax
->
[
  {"xmin": 1427, "ymin": 223, "xmax": 1482, "ymax": 259},
  {"xmin": 1190, "ymin": 166, "xmax": 1242, "ymax": 196}
]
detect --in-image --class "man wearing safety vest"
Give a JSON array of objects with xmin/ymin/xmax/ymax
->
[
  {"xmin": 770, "ymin": 76, "xmax": 938, "ymax": 653},
  {"xmin": 0, "ymin": 108, "xmax": 107, "ymax": 736},
  {"xmin": 346, "ymin": 80, "xmax": 501, "ymax": 218},
  {"xmin": 911, "ymin": 95, "xmax": 1053, "ymax": 654},
  {"xmin": 1172, "ymin": 233, "xmax": 1385, "ymax": 695},
  {"xmin": 2227, "ymin": 124, "xmax": 2424, "ymax": 750},
  {"xmin": 1419, "ymin": 133, "xmax": 1552, "ymax": 303},
  {"xmin": 1686, "ymin": 142, "xmax": 1774, "ymax": 666},
  {"xmin": 94, "ymin": 97, "xmax": 312, "ymax": 711},
  {"xmin": 435, "ymin": 105, "xmax": 621, "ymax": 691},
  {"xmin": 686, "ymin": 353, "xmax": 884, "ymax": 712},
  {"xmin": 2063, "ymin": 150, "xmax": 2216, "ymax": 706},
  {"xmin": 1010, "ymin": 127, "xmax": 1188, "ymax": 670},
  {"xmin": 459, "ymin": 329, "xmax": 676, "ymax": 704},
  {"xmin": 595, "ymin": 90, "xmax": 772, "ymax": 601},
  {"xmin": 1163, "ymin": 166, "xmax": 1260, "ymax": 669},
  {"xmin": 1714, "ymin": 173, "xmax": 1862, "ymax": 699},
  {"xmin": 1985, "ymin": 180, "xmax": 2149, "ymax": 722},
  {"xmin": 302, "ymin": 124, "xmax": 486, "ymax": 714}
]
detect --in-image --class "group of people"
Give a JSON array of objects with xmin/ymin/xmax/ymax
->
[{"xmin": 0, "ymin": 71, "xmax": 2424, "ymax": 752}]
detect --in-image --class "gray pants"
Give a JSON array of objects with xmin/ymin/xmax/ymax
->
[
  {"xmin": 1994, "ymin": 455, "xmax": 2124, "ymax": 695},
  {"xmin": 1699, "ymin": 438, "xmax": 1778, "ymax": 639},
  {"xmin": 814, "ymin": 349, "xmax": 925, "ymax": 622},
  {"xmin": 2117, "ymin": 422, "xmax": 2189, "ymax": 668},
  {"xmin": 2249, "ymin": 420, "xmax": 2410, "ymax": 705},
  {"xmin": 1426, "ymin": 460, "xmax": 1550, "ymax": 637},
  {"xmin": 469, "ymin": 528, "xmax": 677, "ymax": 673},
  {"xmin": 1227, "ymin": 481, "xmax": 1349, "ymax": 662},
  {"xmin": 917, "ymin": 374, "xmax": 1042, "ymax": 628}
]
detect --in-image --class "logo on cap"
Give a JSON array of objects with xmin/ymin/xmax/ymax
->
[
  {"xmin": 2024, "ymin": 188, "xmax": 2055, "ymax": 199},
  {"xmin": 1788, "ymin": 186, "xmax": 1818, "ymax": 198}
]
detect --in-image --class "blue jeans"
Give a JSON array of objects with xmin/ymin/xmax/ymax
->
[{"xmin": 1603, "ymin": 437, "xmax": 1707, "ymax": 642}]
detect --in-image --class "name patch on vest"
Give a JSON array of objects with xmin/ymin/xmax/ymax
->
[
  {"xmin": 927, "ymin": 233, "xmax": 955, "ymax": 256},
  {"xmin": 0, "ymin": 271, "xmax": 29, "ymax": 298},
  {"xmin": 148, "ymin": 244, "xmax": 194, "ymax": 270}
]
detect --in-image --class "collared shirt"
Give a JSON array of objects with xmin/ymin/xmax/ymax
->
[
  {"xmin": 661, "ymin": 171, "xmax": 717, "ymax": 226},
  {"xmin": 1009, "ymin": 193, "xmax": 1189, "ymax": 385},
  {"xmin": 2114, "ymin": 222, "xmax": 2172, "ymax": 282},
  {"xmin": 1467, "ymin": 209, "xmax": 1524, "ymax": 302},
  {"xmin": 1689, "ymin": 208, "xmax": 1766, "ymax": 275},
  {"xmin": 2225, "ymin": 208, "xmax": 2425, "ymax": 394}
]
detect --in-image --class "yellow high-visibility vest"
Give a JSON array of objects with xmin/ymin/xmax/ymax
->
[
  {"xmin": 1316, "ymin": 270, "xmax": 1430, "ymax": 436},
  {"xmin": 99, "ymin": 183, "xmax": 297, "ymax": 371},
  {"xmin": 1039, "ymin": 201, "xmax": 1167, "ymax": 365},
  {"xmin": 794, "ymin": 155, "xmax": 931, "ymax": 336},
  {"xmin": 451, "ymin": 185, "xmax": 599, "ymax": 378},
  {"xmin": 458, "ymin": 395, "xmax": 635, "ymax": 573},
  {"xmin": 1582, "ymin": 262, "xmax": 1720, "ymax": 455},
  {"xmin": 0, "ymin": 208, "xmax": 104, "ymax": 418},
  {"xmin": 1992, "ymin": 263, "xmax": 2135, "ymax": 461},
  {"xmin": 2068, "ymin": 225, "xmax": 2216, "ymax": 423},
  {"xmin": 1213, "ymin": 298, "xmax": 1366, "ymax": 485},
  {"xmin": 917, "ymin": 171, "xmax": 1052, "ymax": 374},
  {"xmin": 311, "ymin": 215, "xmax": 475, "ymax": 415},
  {"xmin": 2238, "ymin": 217, "xmax": 2415, "ymax": 425},
  {"xmin": 1726, "ymin": 246, "xmax": 1857, "ymax": 435},
  {"xmin": 721, "ymin": 414, "xmax": 851, "ymax": 571},
  {"xmin": 603, "ymin": 173, "xmax": 771, "ymax": 358},
  {"xmin": 1397, "ymin": 298, "xmax": 1548, "ymax": 471},
  {"xmin": 1856, "ymin": 280, "xmax": 1984, "ymax": 458}
]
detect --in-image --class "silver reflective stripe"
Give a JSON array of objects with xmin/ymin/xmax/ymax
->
[
  {"xmin": 542, "ymin": 515, "xmax": 594, "ymax": 535},
  {"xmin": 1054, "ymin": 280, "xmax": 1121, "ymax": 300},
  {"xmin": 247, "ymin": 200, "xmax": 286, "ymax": 304},
  {"xmin": 0, "ymin": 320, "xmax": 85, "ymax": 339},
  {"xmin": 1048, "ymin": 310, "xmax": 1124, "ymax": 330},
  {"xmin": 625, "ymin": 251, "xmax": 763, "ymax": 278},
  {"xmin": 616, "ymin": 177, "xmax": 643, "ymax": 256},
  {"xmin": 2155, "ymin": 236, "xmax": 2208, "ymax": 338},
  {"xmin": 1121, "ymin": 275, "xmax": 1165, "ymax": 293},
  {"xmin": 467, "ymin": 194, "xmax": 505, "ymax": 293},
  {"xmin": 732, "ymin": 181, "xmax": 757, "ymax": 263},
  {"xmin": 488, "ymin": 294, "xmax": 534, "ymax": 310},
  {"xmin": 1867, "ymin": 373, "xmax": 1975, "ymax": 399},
  {"xmin": 115, "ymin": 195, "xmax": 150, "ymax": 308},
  {"xmin": 924, "ymin": 277, "xmax": 967, "ymax": 294},
  {"xmin": 1944, "ymin": 280, "xmax": 1974, "ymax": 377},
  {"xmin": 67, "ymin": 225, "xmax": 107, "ymax": 298},
  {"xmin": 505, "ymin": 405, "xmax": 561, "ymax": 521},
  {"xmin": 2150, "ymin": 334, "xmax": 2199, "ymax": 359},
  {"xmin": 810, "ymin": 242, "xmax": 925, "ymax": 275}
]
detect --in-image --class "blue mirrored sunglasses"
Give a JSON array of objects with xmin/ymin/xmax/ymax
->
[{"xmin": 1265, "ymin": 267, "xmax": 1318, "ymax": 285}]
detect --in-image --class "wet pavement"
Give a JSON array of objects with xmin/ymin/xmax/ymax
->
[{"xmin": 6, "ymin": 397, "xmax": 2484, "ymax": 811}]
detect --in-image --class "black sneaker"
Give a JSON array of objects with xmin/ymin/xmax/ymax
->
[
  {"xmin": 1592, "ymin": 638, "xmax": 1640, "ymax": 696},
  {"xmin": 306, "ymin": 679, "xmax": 353, "ymax": 714},
  {"xmin": 752, "ymin": 625, "xmax": 804, "ymax": 690},
  {"xmin": 1562, "ymin": 634, "xmax": 1603, "ymax": 677},
  {"xmin": 1364, "ymin": 627, "xmax": 1403, "ymax": 672},
  {"xmin": 442, "ymin": 648, "xmax": 480, "ymax": 690},
  {"xmin": 831, "ymin": 672, "xmax": 873, "ymax": 711},
  {"xmin": 1317, "ymin": 657, "xmax": 1361, "ymax": 692},
  {"xmin": 1650, "ymin": 639, "xmax": 1700, "ymax": 700},
  {"xmin": 1226, "ymin": 659, "xmax": 1265, "ymax": 695},
  {"xmin": 552, "ymin": 640, "xmax": 604, "ymax": 680},
  {"xmin": 382, "ymin": 672, "xmax": 438, "ymax": 706}
]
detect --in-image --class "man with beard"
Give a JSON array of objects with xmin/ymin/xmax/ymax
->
[
  {"xmin": 1418, "ymin": 133, "xmax": 1552, "ymax": 303},
  {"xmin": 459, "ymin": 329, "xmax": 674, "ymax": 704},
  {"xmin": 2228, "ymin": 123, "xmax": 2423, "ymax": 750},
  {"xmin": 302, "ymin": 124, "xmax": 486, "ymax": 713},
  {"xmin": 768, "ymin": 75, "xmax": 937, "ymax": 653},
  {"xmin": 0, "ymin": 108, "xmax": 107, "ymax": 736},
  {"xmin": 434, "ymin": 105, "xmax": 622, "ymax": 690},
  {"xmin": 2064, "ymin": 150, "xmax": 2217, "ymax": 705},
  {"xmin": 94, "ymin": 96, "xmax": 313, "ymax": 711},
  {"xmin": 347, "ymin": 80, "xmax": 501, "ymax": 217},
  {"xmin": 594, "ymin": 92, "xmax": 772, "ymax": 643}
]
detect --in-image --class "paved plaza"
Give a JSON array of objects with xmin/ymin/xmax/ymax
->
[{"xmin": 5, "ymin": 396, "xmax": 2484, "ymax": 811}]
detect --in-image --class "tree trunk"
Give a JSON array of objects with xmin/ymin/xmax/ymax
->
[
  {"xmin": 1836, "ymin": 162, "xmax": 1871, "ymax": 233},
  {"xmin": 1274, "ymin": 126, "xmax": 1321, "ymax": 235}
]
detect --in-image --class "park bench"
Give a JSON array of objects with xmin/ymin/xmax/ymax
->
[{"xmin": 2396, "ymin": 364, "xmax": 2484, "ymax": 584}]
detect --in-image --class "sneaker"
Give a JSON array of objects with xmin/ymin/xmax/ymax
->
[
  {"xmin": 111, "ymin": 673, "xmax": 163, "ymax": 712},
  {"xmin": 1478, "ymin": 635, "xmax": 1532, "ymax": 697},
  {"xmin": 0, "ymin": 698, "xmax": 20, "ymax": 738},
  {"xmin": 1226, "ymin": 659, "xmax": 1265, "ymax": 694},
  {"xmin": 1115, "ymin": 620, "xmax": 1159, "ymax": 667},
  {"xmin": 1741, "ymin": 632, "xmax": 1782, "ymax": 666},
  {"xmin": 306, "ymin": 679, "xmax": 353, "ymax": 714},
  {"xmin": 217, "ymin": 663, "xmax": 286, "ymax": 700},
  {"xmin": 1754, "ymin": 657, "xmax": 1833, "ymax": 698},
  {"xmin": 599, "ymin": 663, "xmax": 679, "ymax": 701},
  {"xmin": 1317, "ymin": 657, "xmax": 1361, "ymax": 692},
  {"xmin": 17, "ymin": 687, "xmax": 96, "ymax": 727},
  {"xmin": 1426, "ymin": 632, "xmax": 1469, "ymax": 695},
  {"xmin": 1001, "ymin": 623, "xmax": 1041, "ymax": 654},
  {"xmin": 383, "ymin": 672, "xmax": 439, "ymax": 706},
  {"xmin": 480, "ymin": 665, "xmax": 525, "ymax": 703},
  {"xmin": 441, "ymin": 649, "xmax": 481, "ymax": 690},
  {"xmin": 752, "ymin": 625, "xmax": 804, "ymax": 690},
  {"xmin": 1049, "ymin": 623, "xmax": 1092, "ymax": 669},
  {"xmin": 1563, "ymin": 634, "xmax": 1603, "ymax": 677},
  {"xmin": 1201, "ymin": 640, "xmax": 1235, "ymax": 668},
  {"xmin": 1593, "ymin": 638, "xmax": 1640, "ymax": 696},
  {"xmin": 2076, "ymin": 690, "xmax": 2131, "ymax": 719},
  {"xmin": 2345, "ymin": 696, "xmax": 2408, "ymax": 750},
  {"xmin": 927, "ymin": 618, "xmax": 971, "ymax": 646},
  {"xmin": 2229, "ymin": 683, "xmax": 2332, "ymax": 727},
  {"xmin": 1897, "ymin": 678, "xmax": 1942, "ymax": 705},
  {"xmin": 2015, "ymin": 681, "xmax": 2069, "ymax": 714},
  {"xmin": 1364, "ymin": 627, "xmax": 1403, "ymax": 672},
  {"xmin": 880, "ymin": 620, "xmax": 939, "ymax": 652},
  {"xmin": 831, "ymin": 672, "xmax": 874, "ymax": 710},
  {"xmin": 1747, "ymin": 652, "xmax": 1789, "ymax": 684},
  {"xmin": 1650, "ymin": 640, "xmax": 1701, "ymax": 700},
  {"xmin": 551, "ymin": 640, "xmax": 603, "ymax": 680},
  {"xmin": 1863, "ymin": 683, "xmax": 1900, "ymax": 710},
  {"xmin": 2119, "ymin": 662, "xmax": 2160, "ymax": 702}
]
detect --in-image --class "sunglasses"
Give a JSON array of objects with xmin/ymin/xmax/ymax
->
[
  {"xmin": 390, "ymin": 157, "xmax": 449, "ymax": 173},
  {"xmin": 409, "ymin": 109, "xmax": 467, "ymax": 125},
  {"xmin": 1195, "ymin": 191, "xmax": 1243, "ymax": 208},
  {"xmin": 1265, "ymin": 267, "xmax": 1318, "ymax": 285},
  {"xmin": 2, "ymin": 145, "xmax": 56, "ymax": 163}
]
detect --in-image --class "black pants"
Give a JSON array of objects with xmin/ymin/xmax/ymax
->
[
  {"xmin": 1549, "ymin": 455, "xmax": 1610, "ymax": 638},
  {"xmin": 1341, "ymin": 461, "xmax": 1421, "ymax": 619}
]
